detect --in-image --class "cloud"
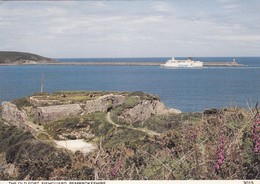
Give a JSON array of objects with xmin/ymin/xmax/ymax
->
[
  {"xmin": 0, "ymin": 1, "xmax": 260, "ymax": 57},
  {"xmin": 151, "ymin": 1, "xmax": 172, "ymax": 12}
]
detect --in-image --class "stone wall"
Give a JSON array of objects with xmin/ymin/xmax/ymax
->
[
  {"xmin": 85, "ymin": 94, "xmax": 125, "ymax": 114},
  {"xmin": 36, "ymin": 104, "xmax": 83, "ymax": 124},
  {"xmin": 29, "ymin": 96, "xmax": 60, "ymax": 107},
  {"xmin": 119, "ymin": 99, "xmax": 181, "ymax": 124},
  {"xmin": 1, "ymin": 102, "xmax": 37, "ymax": 135}
]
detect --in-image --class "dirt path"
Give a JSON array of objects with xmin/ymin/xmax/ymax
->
[{"xmin": 106, "ymin": 112, "xmax": 160, "ymax": 136}]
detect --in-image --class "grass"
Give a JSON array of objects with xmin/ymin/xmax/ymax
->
[
  {"xmin": 44, "ymin": 116, "xmax": 82, "ymax": 139},
  {"xmin": 85, "ymin": 107, "xmax": 259, "ymax": 180},
  {"xmin": 133, "ymin": 112, "xmax": 202, "ymax": 133},
  {"xmin": 33, "ymin": 91, "xmax": 128, "ymax": 102},
  {"xmin": 1, "ymin": 91, "xmax": 259, "ymax": 180},
  {"xmin": 87, "ymin": 112, "xmax": 114, "ymax": 138},
  {"xmin": 109, "ymin": 94, "xmax": 148, "ymax": 126},
  {"xmin": 0, "ymin": 120, "xmax": 72, "ymax": 180},
  {"xmin": 130, "ymin": 91, "xmax": 160, "ymax": 101},
  {"xmin": 103, "ymin": 127, "xmax": 147, "ymax": 148},
  {"xmin": 44, "ymin": 112, "xmax": 114, "ymax": 141},
  {"xmin": 122, "ymin": 96, "xmax": 140, "ymax": 109}
]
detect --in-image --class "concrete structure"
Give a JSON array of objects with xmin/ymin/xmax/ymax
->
[
  {"xmin": 36, "ymin": 104, "xmax": 83, "ymax": 124},
  {"xmin": 119, "ymin": 99, "xmax": 181, "ymax": 124},
  {"xmin": 85, "ymin": 94, "xmax": 125, "ymax": 114}
]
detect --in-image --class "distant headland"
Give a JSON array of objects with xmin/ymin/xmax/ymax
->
[{"xmin": 0, "ymin": 51, "xmax": 58, "ymax": 64}]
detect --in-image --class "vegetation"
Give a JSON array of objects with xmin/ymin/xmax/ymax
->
[
  {"xmin": 0, "ymin": 51, "xmax": 56, "ymax": 64},
  {"xmin": 11, "ymin": 97, "xmax": 31, "ymax": 110},
  {"xmin": 0, "ymin": 91, "xmax": 259, "ymax": 180},
  {"xmin": 83, "ymin": 108, "xmax": 259, "ymax": 179},
  {"xmin": 0, "ymin": 121, "xmax": 71, "ymax": 180},
  {"xmin": 110, "ymin": 95, "xmax": 141, "ymax": 126},
  {"xmin": 122, "ymin": 96, "xmax": 141, "ymax": 109},
  {"xmin": 130, "ymin": 91, "xmax": 160, "ymax": 101},
  {"xmin": 39, "ymin": 107, "xmax": 260, "ymax": 179},
  {"xmin": 31, "ymin": 91, "xmax": 128, "ymax": 104}
]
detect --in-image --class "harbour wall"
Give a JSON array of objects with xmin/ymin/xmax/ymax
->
[{"xmin": 203, "ymin": 62, "xmax": 243, "ymax": 67}]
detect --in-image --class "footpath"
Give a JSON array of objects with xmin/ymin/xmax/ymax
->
[{"xmin": 106, "ymin": 112, "xmax": 160, "ymax": 136}]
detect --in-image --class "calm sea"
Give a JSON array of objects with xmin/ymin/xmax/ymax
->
[{"xmin": 0, "ymin": 57, "xmax": 260, "ymax": 112}]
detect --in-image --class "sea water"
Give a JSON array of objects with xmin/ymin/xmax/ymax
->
[{"xmin": 0, "ymin": 57, "xmax": 260, "ymax": 112}]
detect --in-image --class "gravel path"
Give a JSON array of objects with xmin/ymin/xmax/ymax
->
[{"xmin": 54, "ymin": 139, "xmax": 96, "ymax": 154}]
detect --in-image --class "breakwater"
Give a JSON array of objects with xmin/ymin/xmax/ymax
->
[
  {"xmin": 203, "ymin": 61, "xmax": 244, "ymax": 67},
  {"xmin": 48, "ymin": 62, "xmax": 161, "ymax": 66}
]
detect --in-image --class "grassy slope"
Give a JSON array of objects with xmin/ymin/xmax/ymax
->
[
  {"xmin": 42, "ymin": 106, "xmax": 260, "ymax": 179},
  {"xmin": 1, "ymin": 93, "xmax": 259, "ymax": 180}
]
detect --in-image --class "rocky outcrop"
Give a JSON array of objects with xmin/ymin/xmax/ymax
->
[
  {"xmin": 119, "ymin": 99, "xmax": 181, "ymax": 124},
  {"xmin": 2, "ymin": 102, "xmax": 28, "ymax": 123},
  {"xmin": 1, "ymin": 164, "xmax": 18, "ymax": 178},
  {"xmin": 1, "ymin": 102, "xmax": 37, "ymax": 135},
  {"xmin": 36, "ymin": 104, "xmax": 83, "ymax": 124},
  {"xmin": 85, "ymin": 94, "xmax": 125, "ymax": 114}
]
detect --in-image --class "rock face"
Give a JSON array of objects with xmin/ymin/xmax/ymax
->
[
  {"xmin": 1, "ymin": 102, "xmax": 36, "ymax": 135},
  {"xmin": 36, "ymin": 104, "xmax": 83, "ymax": 124},
  {"xmin": 2, "ymin": 102, "xmax": 28, "ymax": 123},
  {"xmin": 85, "ymin": 94, "xmax": 125, "ymax": 114},
  {"xmin": 119, "ymin": 99, "xmax": 181, "ymax": 124}
]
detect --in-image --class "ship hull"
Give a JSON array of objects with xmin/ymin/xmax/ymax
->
[{"xmin": 160, "ymin": 62, "xmax": 203, "ymax": 68}]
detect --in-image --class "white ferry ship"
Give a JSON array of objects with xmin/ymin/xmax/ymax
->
[{"xmin": 160, "ymin": 57, "xmax": 203, "ymax": 68}]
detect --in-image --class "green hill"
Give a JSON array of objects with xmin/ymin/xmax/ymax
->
[{"xmin": 0, "ymin": 51, "xmax": 57, "ymax": 64}]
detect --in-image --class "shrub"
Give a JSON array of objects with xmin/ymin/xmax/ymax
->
[
  {"xmin": 130, "ymin": 91, "xmax": 160, "ymax": 101},
  {"xmin": 11, "ymin": 97, "xmax": 31, "ymax": 109},
  {"xmin": 122, "ymin": 96, "xmax": 140, "ymax": 109}
]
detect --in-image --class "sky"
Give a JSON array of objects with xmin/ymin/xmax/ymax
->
[{"xmin": 0, "ymin": 0, "xmax": 260, "ymax": 58}]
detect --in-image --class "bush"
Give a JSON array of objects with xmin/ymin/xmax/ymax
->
[
  {"xmin": 88, "ymin": 113, "xmax": 114, "ymax": 137},
  {"xmin": 130, "ymin": 91, "xmax": 160, "ymax": 101},
  {"xmin": 11, "ymin": 97, "xmax": 31, "ymax": 109},
  {"xmin": 44, "ymin": 117, "xmax": 82, "ymax": 139},
  {"xmin": 122, "ymin": 96, "xmax": 140, "ymax": 109},
  {"xmin": 104, "ymin": 128, "xmax": 147, "ymax": 148},
  {"xmin": 0, "ymin": 120, "xmax": 72, "ymax": 179},
  {"xmin": 138, "ymin": 113, "xmax": 202, "ymax": 133},
  {"xmin": 0, "ymin": 123, "xmax": 34, "ymax": 152}
]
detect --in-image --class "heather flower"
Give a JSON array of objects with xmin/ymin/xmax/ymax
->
[
  {"xmin": 110, "ymin": 165, "xmax": 116, "ymax": 177},
  {"xmin": 253, "ymin": 114, "xmax": 260, "ymax": 153},
  {"xmin": 117, "ymin": 159, "xmax": 123, "ymax": 172},
  {"xmin": 214, "ymin": 163, "xmax": 220, "ymax": 170},
  {"xmin": 214, "ymin": 131, "xmax": 226, "ymax": 173}
]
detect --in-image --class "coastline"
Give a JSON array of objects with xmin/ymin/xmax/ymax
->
[{"xmin": 0, "ymin": 61, "xmax": 244, "ymax": 67}]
